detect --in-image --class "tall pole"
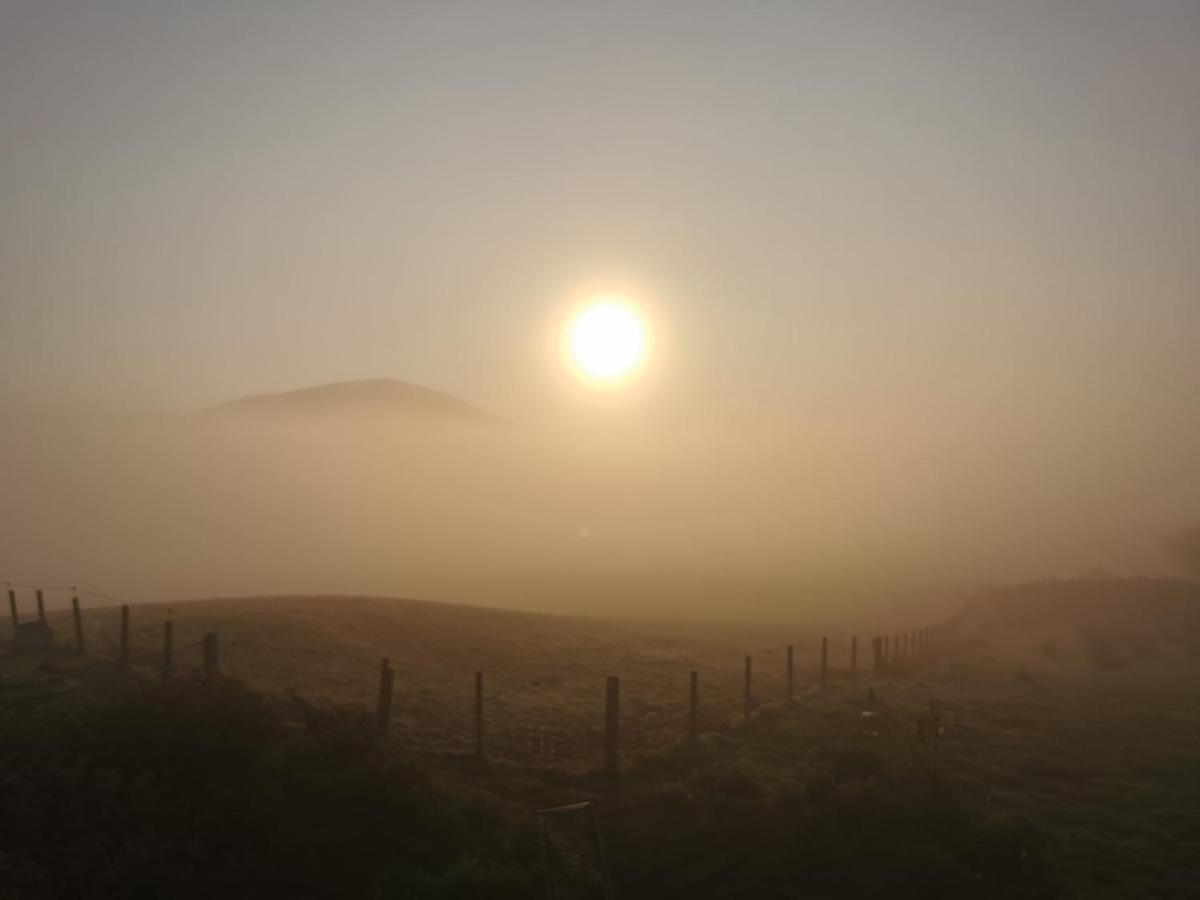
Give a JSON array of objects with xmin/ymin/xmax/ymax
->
[
  {"xmin": 688, "ymin": 670, "xmax": 699, "ymax": 744},
  {"xmin": 786, "ymin": 644, "xmax": 794, "ymax": 702},
  {"xmin": 72, "ymin": 595, "xmax": 85, "ymax": 654},
  {"xmin": 743, "ymin": 656, "xmax": 752, "ymax": 724},
  {"xmin": 119, "ymin": 604, "xmax": 130, "ymax": 669},
  {"xmin": 604, "ymin": 676, "xmax": 620, "ymax": 775},
  {"xmin": 375, "ymin": 657, "xmax": 393, "ymax": 736},
  {"xmin": 162, "ymin": 616, "xmax": 174, "ymax": 681},
  {"xmin": 474, "ymin": 670, "xmax": 484, "ymax": 758}
]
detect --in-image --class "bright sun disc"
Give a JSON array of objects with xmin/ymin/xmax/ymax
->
[{"xmin": 568, "ymin": 300, "xmax": 647, "ymax": 383}]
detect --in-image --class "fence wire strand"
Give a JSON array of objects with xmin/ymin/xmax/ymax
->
[{"xmin": 4, "ymin": 577, "xmax": 957, "ymax": 769}]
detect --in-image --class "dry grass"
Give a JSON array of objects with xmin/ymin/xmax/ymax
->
[
  {"xmin": 29, "ymin": 595, "xmax": 858, "ymax": 763},
  {"xmin": 8, "ymin": 585, "xmax": 1199, "ymax": 897}
]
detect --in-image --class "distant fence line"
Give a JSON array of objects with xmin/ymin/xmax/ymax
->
[{"xmin": 5, "ymin": 583, "xmax": 958, "ymax": 774}]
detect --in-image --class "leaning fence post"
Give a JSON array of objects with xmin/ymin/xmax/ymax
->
[
  {"xmin": 120, "ymin": 604, "xmax": 130, "ymax": 669},
  {"xmin": 376, "ymin": 657, "xmax": 393, "ymax": 737},
  {"xmin": 8, "ymin": 588, "xmax": 18, "ymax": 635},
  {"xmin": 604, "ymin": 675, "xmax": 619, "ymax": 775},
  {"xmin": 786, "ymin": 644, "xmax": 794, "ymax": 701},
  {"xmin": 203, "ymin": 632, "xmax": 219, "ymax": 680},
  {"xmin": 743, "ymin": 656, "xmax": 752, "ymax": 724},
  {"xmin": 36, "ymin": 589, "xmax": 46, "ymax": 625},
  {"xmin": 821, "ymin": 637, "xmax": 828, "ymax": 686},
  {"xmin": 72, "ymin": 595, "xmax": 85, "ymax": 654},
  {"xmin": 689, "ymin": 670, "xmax": 699, "ymax": 744},
  {"xmin": 850, "ymin": 636, "xmax": 858, "ymax": 679},
  {"xmin": 474, "ymin": 670, "xmax": 484, "ymax": 758},
  {"xmin": 162, "ymin": 616, "xmax": 174, "ymax": 681}
]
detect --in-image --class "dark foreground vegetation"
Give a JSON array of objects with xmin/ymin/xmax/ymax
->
[{"xmin": 1, "ymin": 674, "xmax": 1060, "ymax": 899}]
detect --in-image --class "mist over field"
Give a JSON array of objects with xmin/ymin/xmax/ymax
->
[
  {"xmin": 3, "ymin": 5, "xmax": 1200, "ymax": 897},
  {"xmin": 4, "ymin": 3, "xmax": 1198, "ymax": 627},
  {"xmin": 4, "ymin": 379, "xmax": 1197, "ymax": 621}
]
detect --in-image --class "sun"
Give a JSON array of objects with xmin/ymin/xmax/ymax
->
[{"xmin": 565, "ymin": 297, "xmax": 649, "ymax": 386}]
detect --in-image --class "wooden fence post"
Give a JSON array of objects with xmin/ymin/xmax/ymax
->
[
  {"xmin": 120, "ymin": 604, "xmax": 130, "ymax": 669},
  {"xmin": 162, "ymin": 617, "xmax": 173, "ymax": 681},
  {"xmin": 376, "ymin": 657, "xmax": 393, "ymax": 737},
  {"xmin": 72, "ymin": 595, "xmax": 85, "ymax": 654},
  {"xmin": 930, "ymin": 697, "xmax": 941, "ymax": 772},
  {"xmin": 8, "ymin": 588, "xmax": 17, "ymax": 635},
  {"xmin": 883, "ymin": 634, "xmax": 890, "ymax": 669},
  {"xmin": 872, "ymin": 637, "xmax": 882, "ymax": 676},
  {"xmin": 850, "ymin": 636, "xmax": 858, "ymax": 679},
  {"xmin": 786, "ymin": 644, "xmax": 794, "ymax": 702},
  {"xmin": 743, "ymin": 656, "xmax": 752, "ymax": 724},
  {"xmin": 689, "ymin": 670, "xmax": 698, "ymax": 744},
  {"xmin": 203, "ymin": 632, "xmax": 219, "ymax": 680},
  {"xmin": 820, "ymin": 637, "xmax": 828, "ymax": 686},
  {"xmin": 604, "ymin": 676, "xmax": 619, "ymax": 775},
  {"xmin": 474, "ymin": 670, "xmax": 484, "ymax": 758},
  {"xmin": 36, "ymin": 589, "xmax": 46, "ymax": 625},
  {"xmin": 894, "ymin": 634, "xmax": 901, "ymax": 668}
]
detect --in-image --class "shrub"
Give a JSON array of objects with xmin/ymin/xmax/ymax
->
[{"xmin": 0, "ymin": 677, "xmax": 537, "ymax": 899}]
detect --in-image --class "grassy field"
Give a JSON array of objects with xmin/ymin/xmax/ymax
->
[
  {"xmin": 27, "ymin": 594, "xmax": 860, "ymax": 763},
  {"xmin": 4, "ymin": 579, "xmax": 1199, "ymax": 898}
]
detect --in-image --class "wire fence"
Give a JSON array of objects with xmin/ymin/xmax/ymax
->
[{"xmin": 3, "ymin": 580, "xmax": 960, "ymax": 772}]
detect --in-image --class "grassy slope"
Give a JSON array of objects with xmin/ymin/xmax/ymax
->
[
  {"xmin": 5, "ymin": 581, "xmax": 1199, "ymax": 898},
  {"xmin": 29, "ymin": 596, "xmax": 844, "ymax": 758}
]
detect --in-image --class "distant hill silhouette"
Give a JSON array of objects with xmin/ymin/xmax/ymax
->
[
  {"xmin": 207, "ymin": 378, "xmax": 501, "ymax": 426},
  {"xmin": 964, "ymin": 575, "xmax": 1200, "ymax": 633}
]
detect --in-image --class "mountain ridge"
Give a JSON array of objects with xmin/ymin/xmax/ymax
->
[{"xmin": 206, "ymin": 378, "xmax": 501, "ymax": 425}]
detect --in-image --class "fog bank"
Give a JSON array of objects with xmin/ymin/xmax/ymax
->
[{"xmin": 3, "ymin": 402, "xmax": 1195, "ymax": 623}]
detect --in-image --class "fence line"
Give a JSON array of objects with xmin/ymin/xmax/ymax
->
[{"xmin": 3, "ymin": 580, "xmax": 961, "ymax": 773}]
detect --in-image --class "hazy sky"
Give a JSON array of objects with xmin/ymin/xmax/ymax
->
[
  {"xmin": 2, "ymin": 2, "xmax": 1199, "ymax": 600},
  {"xmin": 3, "ymin": 1, "xmax": 1197, "ymax": 419}
]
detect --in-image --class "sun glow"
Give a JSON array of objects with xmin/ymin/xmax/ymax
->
[{"xmin": 565, "ymin": 298, "xmax": 650, "ymax": 386}]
